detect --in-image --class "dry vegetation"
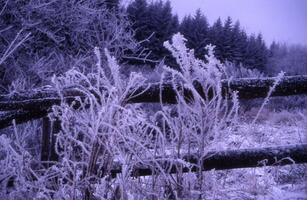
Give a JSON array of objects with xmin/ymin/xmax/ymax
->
[{"xmin": 0, "ymin": 1, "xmax": 306, "ymax": 199}]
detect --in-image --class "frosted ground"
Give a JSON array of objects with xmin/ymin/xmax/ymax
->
[
  {"xmin": 209, "ymin": 108, "xmax": 307, "ymax": 200},
  {"xmin": 137, "ymin": 64, "xmax": 307, "ymax": 199},
  {"xmin": 138, "ymin": 99, "xmax": 307, "ymax": 200},
  {"xmin": 1, "ymin": 32, "xmax": 306, "ymax": 199}
]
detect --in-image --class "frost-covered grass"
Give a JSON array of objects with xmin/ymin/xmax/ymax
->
[
  {"xmin": 0, "ymin": 33, "xmax": 306, "ymax": 199},
  {"xmin": 208, "ymin": 107, "xmax": 307, "ymax": 200}
]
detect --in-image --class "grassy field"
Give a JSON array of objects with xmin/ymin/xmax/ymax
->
[{"xmin": 198, "ymin": 108, "xmax": 307, "ymax": 199}]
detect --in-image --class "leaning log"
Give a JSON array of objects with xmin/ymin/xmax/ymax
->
[
  {"xmin": 1, "ymin": 75, "xmax": 307, "ymax": 128},
  {"xmin": 109, "ymin": 143, "xmax": 307, "ymax": 177}
]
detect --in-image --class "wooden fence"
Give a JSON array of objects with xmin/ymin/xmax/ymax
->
[{"xmin": 0, "ymin": 75, "xmax": 307, "ymax": 175}]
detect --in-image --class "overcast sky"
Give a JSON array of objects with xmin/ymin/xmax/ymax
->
[{"xmin": 162, "ymin": 0, "xmax": 307, "ymax": 46}]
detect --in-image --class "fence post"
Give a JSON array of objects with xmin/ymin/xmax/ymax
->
[{"xmin": 41, "ymin": 117, "xmax": 61, "ymax": 165}]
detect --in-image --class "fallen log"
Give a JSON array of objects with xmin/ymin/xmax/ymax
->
[
  {"xmin": 1, "ymin": 75, "xmax": 307, "ymax": 128},
  {"xmin": 109, "ymin": 143, "xmax": 307, "ymax": 177}
]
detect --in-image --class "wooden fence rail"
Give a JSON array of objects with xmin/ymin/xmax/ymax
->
[
  {"xmin": 0, "ymin": 75, "xmax": 306, "ymax": 176},
  {"xmin": 1, "ymin": 75, "xmax": 307, "ymax": 129},
  {"xmin": 109, "ymin": 143, "xmax": 307, "ymax": 177}
]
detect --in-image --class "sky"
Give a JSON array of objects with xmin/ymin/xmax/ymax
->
[{"xmin": 163, "ymin": 0, "xmax": 307, "ymax": 46}]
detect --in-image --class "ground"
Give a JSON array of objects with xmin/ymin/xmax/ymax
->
[{"xmin": 205, "ymin": 108, "xmax": 307, "ymax": 200}]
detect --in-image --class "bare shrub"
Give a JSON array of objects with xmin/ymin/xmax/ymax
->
[
  {"xmin": 0, "ymin": 33, "xmax": 239, "ymax": 199},
  {"xmin": 0, "ymin": 0, "xmax": 138, "ymax": 91}
]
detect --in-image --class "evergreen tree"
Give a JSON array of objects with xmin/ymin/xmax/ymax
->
[
  {"xmin": 220, "ymin": 16, "xmax": 234, "ymax": 62},
  {"xmin": 127, "ymin": 0, "xmax": 150, "ymax": 42},
  {"xmin": 147, "ymin": 0, "xmax": 178, "ymax": 59},
  {"xmin": 180, "ymin": 15, "xmax": 193, "ymax": 39},
  {"xmin": 254, "ymin": 33, "xmax": 268, "ymax": 70},
  {"xmin": 244, "ymin": 34, "xmax": 258, "ymax": 68},
  {"xmin": 231, "ymin": 21, "xmax": 240, "ymax": 63},
  {"xmin": 230, "ymin": 21, "xmax": 244, "ymax": 64},
  {"xmin": 127, "ymin": 0, "xmax": 178, "ymax": 62},
  {"xmin": 179, "ymin": 9, "xmax": 210, "ymax": 59},
  {"xmin": 238, "ymin": 29, "xmax": 249, "ymax": 65},
  {"xmin": 267, "ymin": 42, "xmax": 307, "ymax": 75},
  {"xmin": 209, "ymin": 17, "xmax": 268, "ymax": 70},
  {"xmin": 209, "ymin": 17, "xmax": 223, "ymax": 59},
  {"xmin": 127, "ymin": 2, "xmax": 269, "ymax": 70},
  {"xmin": 269, "ymin": 41, "xmax": 279, "ymax": 57}
]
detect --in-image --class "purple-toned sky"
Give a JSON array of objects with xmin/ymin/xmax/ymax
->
[{"xmin": 162, "ymin": 0, "xmax": 307, "ymax": 46}]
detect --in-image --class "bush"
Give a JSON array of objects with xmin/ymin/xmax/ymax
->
[
  {"xmin": 0, "ymin": 0, "xmax": 138, "ymax": 92},
  {"xmin": 0, "ymin": 33, "xmax": 239, "ymax": 199}
]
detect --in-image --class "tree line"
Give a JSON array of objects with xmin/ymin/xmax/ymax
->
[
  {"xmin": 1, "ymin": 0, "xmax": 306, "ymax": 94},
  {"xmin": 267, "ymin": 42, "xmax": 307, "ymax": 75},
  {"xmin": 127, "ymin": 0, "xmax": 269, "ymax": 71}
]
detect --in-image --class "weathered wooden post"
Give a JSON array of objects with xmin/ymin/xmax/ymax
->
[{"xmin": 41, "ymin": 117, "xmax": 61, "ymax": 165}]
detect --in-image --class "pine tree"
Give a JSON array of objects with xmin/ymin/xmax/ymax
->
[
  {"xmin": 127, "ymin": 0, "xmax": 150, "ymax": 42},
  {"xmin": 209, "ymin": 17, "xmax": 223, "ymax": 60},
  {"xmin": 127, "ymin": 0, "xmax": 178, "ymax": 62},
  {"xmin": 231, "ymin": 21, "xmax": 242, "ymax": 64},
  {"xmin": 180, "ymin": 15, "xmax": 193, "ymax": 39},
  {"xmin": 231, "ymin": 21, "xmax": 244, "ymax": 64},
  {"xmin": 179, "ymin": 9, "xmax": 210, "ymax": 59},
  {"xmin": 237, "ymin": 30, "xmax": 249, "ymax": 65},
  {"xmin": 220, "ymin": 16, "xmax": 234, "ymax": 62},
  {"xmin": 254, "ymin": 33, "xmax": 268, "ymax": 70},
  {"xmin": 147, "ymin": 0, "xmax": 178, "ymax": 59},
  {"xmin": 127, "ymin": 3, "xmax": 269, "ymax": 70},
  {"xmin": 244, "ymin": 34, "xmax": 258, "ymax": 68}
]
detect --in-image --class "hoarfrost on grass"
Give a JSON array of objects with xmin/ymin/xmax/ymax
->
[{"xmin": 0, "ymin": 33, "xmax": 306, "ymax": 199}]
